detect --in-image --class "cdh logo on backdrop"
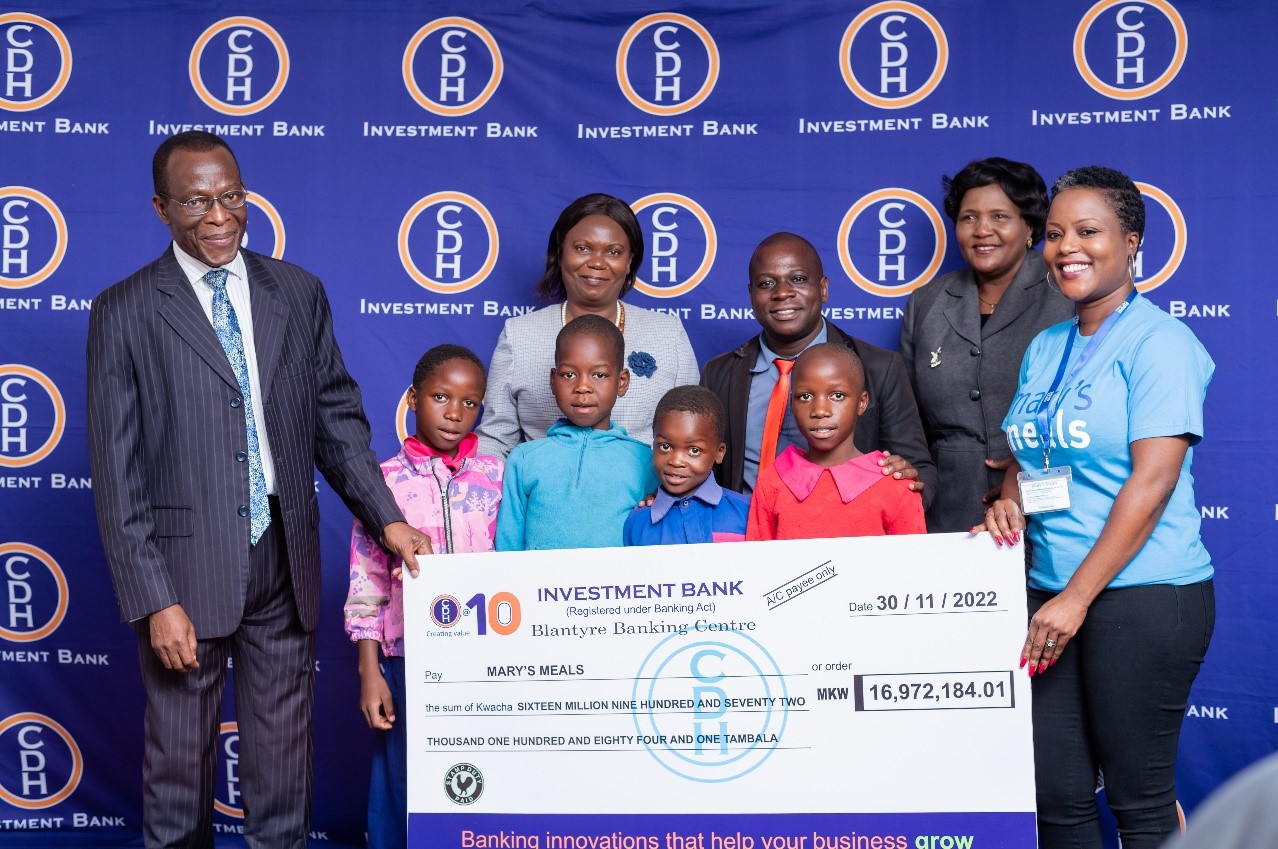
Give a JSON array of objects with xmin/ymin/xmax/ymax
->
[
  {"xmin": 840, "ymin": 2, "xmax": 948, "ymax": 109},
  {"xmin": 213, "ymin": 722, "xmax": 243, "ymax": 818},
  {"xmin": 838, "ymin": 188, "xmax": 946, "ymax": 297},
  {"xmin": 399, "ymin": 192, "xmax": 499, "ymax": 294},
  {"xmin": 0, "ymin": 13, "xmax": 71, "ymax": 112},
  {"xmin": 0, "ymin": 543, "xmax": 68, "ymax": 643},
  {"xmin": 403, "ymin": 17, "xmax": 503, "ymax": 116},
  {"xmin": 0, "ymin": 365, "xmax": 65, "ymax": 468},
  {"xmin": 0, "ymin": 712, "xmax": 83, "ymax": 809},
  {"xmin": 1133, "ymin": 181, "xmax": 1187, "ymax": 292},
  {"xmin": 189, "ymin": 17, "xmax": 289, "ymax": 116},
  {"xmin": 0, "ymin": 186, "xmax": 67, "ymax": 289},
  {"xmin": 617, "ymin": 13, "xmax": 719, "ymax": 116},
  {"xmin": 630, "ymin": 193, "xmax": 717, "ymax": 299},
  {"xmin": 243, "ymin": 192, "xmax": 285, "ymax": 259},
  {"xmin": 1074, "ymin": 0, "xmax": 1187, "ymax": 99}
]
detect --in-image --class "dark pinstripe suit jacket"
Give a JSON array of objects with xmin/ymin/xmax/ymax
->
[{"xmin": 87, "ymin": 247, "xmax": 402, "ymax": 638}]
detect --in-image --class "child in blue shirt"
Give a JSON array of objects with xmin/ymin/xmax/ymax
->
[
  {"xmin": 496, "ymin": 314, "xmax": 657, "ymax": 550},
  {"xmin": 625, "ymin": 385, "xmax": 750, "ymax": 545}
]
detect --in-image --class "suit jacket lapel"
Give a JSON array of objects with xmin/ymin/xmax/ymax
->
[
  {"xmin": 982, "ymin": 251, "xmax": 1049, "ymax": 338},
  {"xmin": 154, "ymin": 248, "xmax": 239, "ymax": 390},
  {"xmin": 941, "ymin": 269, "xmax": 982, "ymax": 346},
  {"xmin": 244, "ymin": 252, "xmax": 288, "ymax": 401}
]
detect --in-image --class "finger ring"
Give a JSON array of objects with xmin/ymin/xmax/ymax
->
[{"xmin": 1045, "ymin": 639, "xmax": 1057, "ymax": 649}]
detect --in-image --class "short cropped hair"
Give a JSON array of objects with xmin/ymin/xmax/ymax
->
[
  {"xmin": 412, "ymin": 344, "xmax": 486, "ymax": 389},
  {"xmin": 1051, "ymin": 165, "xmax": 1146, "ymax": 241},
  {"xmin": 942, "ymin": 157, "xmax": 1049, "ymax": 245},
  {"xmin": 554, "ymin": 314, "xmax": 625, "ymax": 370},
  {"xmin": 654, "ymin": 385, "xmax": 728, "ymax": 445},
  {"xmin": 750, "ymin": 231, "xmax": 824, "ymax": 277},
  {"xmin": 537, "ymin": 193, "xmax": 644, "ymax": 302},
  {"xmin": 152, "ymin": 131, "xmax": 238, "ymax": 196},
  {"xmin": 793, "ymin": 342, "xmax": 866, "ymax": 392}
]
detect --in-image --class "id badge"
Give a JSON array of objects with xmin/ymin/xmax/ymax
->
[{"xmin": 1017, "ymin": 466, "xmax": 1072, "ymax": 514}]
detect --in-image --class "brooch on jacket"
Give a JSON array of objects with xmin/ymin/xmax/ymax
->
[
  {"xmin": 628, "ymin": 351, "xmax": 657, "ymax": 378},
  {"xmin": 929, "ymin": 346, "xmax": 942, "ymax": 368}
]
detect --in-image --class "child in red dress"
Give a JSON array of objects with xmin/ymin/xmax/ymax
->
[{"xmin": 746, "ymin": 343, "xmax": 925, "ymax": 540}]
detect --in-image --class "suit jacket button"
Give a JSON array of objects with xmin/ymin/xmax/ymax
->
[
  {"xmin": 969, "ymin": 389, "xmax": 981, "ymax": 401},
  {"xmin": 238, "ymin": 505, "xmax": 249, "ymax": 517},
  {"xmin": 236, "ymin": 451, "xmax": 247, "ymax": 462},
  {"xmin": 970, "ymin": 345, "xmax": 981, "ymax": 356},
  {"xmin": 230, "ymin": 397, "xmax": 242, "ymax": 408}
]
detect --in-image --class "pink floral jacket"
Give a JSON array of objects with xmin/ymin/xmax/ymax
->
[{"xmin": 344, "ymin": 435, "xmax": 503, "ymax": 657}]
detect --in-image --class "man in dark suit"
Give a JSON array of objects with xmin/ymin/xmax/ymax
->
[
  {"xmin": 87, "ymin": 131, "xmax": 430, "ymax": 848},
  {"xmin": 700, "ymin": 232, "xmax": 936, "ymax": 507}
]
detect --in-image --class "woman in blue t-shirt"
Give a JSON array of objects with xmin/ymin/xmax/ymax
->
[{"xmin": 978, "ymin": 166, "xmax": 1215, "ymax": 849}]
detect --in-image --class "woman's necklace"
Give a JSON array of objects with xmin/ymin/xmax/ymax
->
[
  {"xmin": 561, "ymin": 300, "xmax": 625, "ymax": 333},
  {"xmin": 978, "ymin": 296, "xmax": 998, "ymax": 313}
]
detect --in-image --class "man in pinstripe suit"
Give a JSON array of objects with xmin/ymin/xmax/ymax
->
[{"xmin": 87, "ymin": 131, "xmax": 430, "ymax": 849}]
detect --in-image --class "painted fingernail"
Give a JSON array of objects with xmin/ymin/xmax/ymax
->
[
  {"xmin": 1019, "ymin": 656, "xmax": 1027, "ymax": 669},
  {"xmin": 994, "ymin": 535, "xmax": 1003, "ymax": 547},
  {"xmin": 1027, "ymin": 665, "xmax": 1035, "ymax": 678},
  {"xmin": 1049, "ymin": 657, "xmax": 1058, "ymax": 667}
]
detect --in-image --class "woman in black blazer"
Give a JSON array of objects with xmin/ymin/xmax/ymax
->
[{"xmin": 899, "ymin": 157, "xmax": 1073, "ymax": 532}]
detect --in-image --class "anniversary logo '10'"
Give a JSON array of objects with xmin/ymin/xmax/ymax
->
[{"xmin": 0, "ymin": 13, "xmax": 71, "ymax": 112}]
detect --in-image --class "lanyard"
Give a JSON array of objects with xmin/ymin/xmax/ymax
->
[{"xmin": 1036, "ymin": 289, "xmax": 1139, "ymax": 468}]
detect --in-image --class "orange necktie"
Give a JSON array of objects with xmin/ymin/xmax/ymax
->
[{"xmin": 759, "ymin": 358, "xmax": 795, "ymax": 476}]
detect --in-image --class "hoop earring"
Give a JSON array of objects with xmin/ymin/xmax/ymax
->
[{"xmin": 1127, "ymin": 254, "xmax": 1135, "ymax": 283}]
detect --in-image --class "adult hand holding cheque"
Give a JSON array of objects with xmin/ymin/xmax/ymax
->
[{"xmin": 404, "ymin": 534, "xmax": 1036, "ymax": 849}]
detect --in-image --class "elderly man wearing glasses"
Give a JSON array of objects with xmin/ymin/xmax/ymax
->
[{"xmin": 87, "ymin": 130, "xmax": 429, "ymax": 848}]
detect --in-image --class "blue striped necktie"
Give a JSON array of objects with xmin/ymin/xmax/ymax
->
[{"xmin": 204, "ymin": 268, "xmax": 269, "ymax": 544}]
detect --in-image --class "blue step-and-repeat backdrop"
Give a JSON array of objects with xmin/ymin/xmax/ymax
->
[{"xmin": 1, "ymin": 1, "xmax": 1275, "ymax": 846}]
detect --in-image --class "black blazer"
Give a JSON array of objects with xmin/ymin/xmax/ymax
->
[
  {"xmin": 700, "ymin": 322, "xmax": 936, "ymax": 509},
  {"xmin": 87, "ymin": 247, "xmax": 403, "ymax": 637}
]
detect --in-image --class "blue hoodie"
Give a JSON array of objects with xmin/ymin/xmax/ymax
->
[{"xmin": 496, "ymin": 419, "xmax": 657, "ymax": 551}]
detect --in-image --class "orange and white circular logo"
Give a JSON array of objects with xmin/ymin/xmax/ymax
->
[
  {"xmin": 399, "ymin": 192, "xmax": 499, "ymax": 294},
  {"xmin": 838, "ymin": 188, "xmax": 946, "ymax": 297},
  {"xmin": 0, "ymin": 187, "xmax": 68, "ymax": 289},
  {"xmin": 189, "ymin": 17, "xmax": 290, "ymax": 115},
  {"xmin": 616, "ymin": 14, "xmax": 719, "ymax": 116},
  {"xmin": 243, "ymin": 192, "xmax": 285, "ymax": 259},
  {"xmin": 1074, "ymin": 0, "xmax": 1187, "ymax": 100},
  {"xmin": 1133, "ymin": 181, "xmax": 1187, "ymax": 293},
  {"xmin": 840, "ymin": 2, "xmax": 948, "ymax": 109},
  {"xmin": 0, "ymin": 364, "xmax": 66, "ymax": 468},
  {"xmin": 403, "ymin": 18, "xmax": 503, "ymax": 116},
  {"xmin": 0, "ymin": 543, "xmax": 68, "ymax": 642},
  {"xmin": 0, "ymin": 13, "xmax": 72, "ymax": 112},
  {"xmin": 0, "ymin": 713, "xmax": 83, "ymax": 809},
  {"xmin": 631, "ymin": 193, "xmax": 717, "ymax": 299}
]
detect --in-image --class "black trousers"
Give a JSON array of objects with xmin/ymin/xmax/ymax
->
[
  {"xmin": 1028, "ymin": 580, "xmax": 1214, "ymax": 849},
  {"xmin": 137, "ymin": 500, "xmax": 316, "ymax": 849}
]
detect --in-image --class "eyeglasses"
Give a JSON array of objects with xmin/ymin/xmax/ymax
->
[{"xmin": 159, "ymin": 189, "xmax": 249, "ymax": 217}]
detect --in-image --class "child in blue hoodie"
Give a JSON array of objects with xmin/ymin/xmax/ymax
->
[{"xmin": 496, "ymin": 314, "xmax": 658, "ymax": 550}]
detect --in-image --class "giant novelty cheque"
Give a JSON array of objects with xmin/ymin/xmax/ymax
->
[{"xmin": 404, "ymin": 534, "xmax": 1036, "ymax": 849}]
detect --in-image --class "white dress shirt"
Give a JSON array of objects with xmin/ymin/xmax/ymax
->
[{"xmin": 170, "ymin": 242, "xmax": 277, "ymax": 495}]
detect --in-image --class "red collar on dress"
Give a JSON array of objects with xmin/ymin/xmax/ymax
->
[
  {"xmin": 403, "ymin": 434, "xmax": 477, "ymax": 475},
  {"xmin": 773, "ymin": 445, "xmax": 885, "ymax": 503}
]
